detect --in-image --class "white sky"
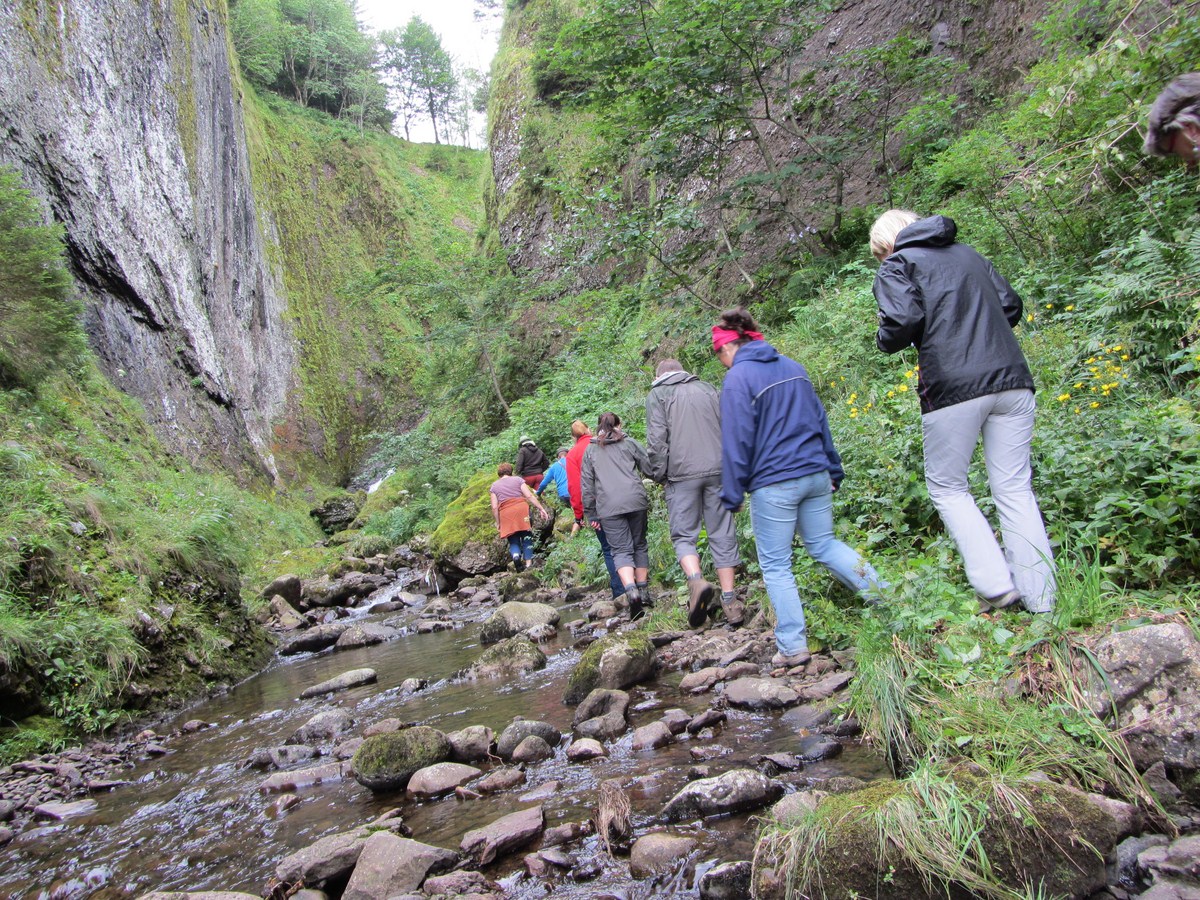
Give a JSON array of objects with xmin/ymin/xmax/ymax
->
[{"xmin": 355, "ymin": 0, "xmax": 501, "ymax": 146}]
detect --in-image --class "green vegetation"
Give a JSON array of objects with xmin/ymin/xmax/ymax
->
[
  {"xmin": 239, "ymin": 89, "xmax": 486, "ymax": 480},
  {"xmin": 0, "ymin": 167, "xmax": 83, "ymax": 389},
  {"xmin": 0, "ymin": 170, "xmax": 320, "ymax": 760}
]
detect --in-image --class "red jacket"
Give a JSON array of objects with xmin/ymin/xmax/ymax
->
[{"xmin": 565, "ymin": 433, "xmax": 592, "ymax": 520}]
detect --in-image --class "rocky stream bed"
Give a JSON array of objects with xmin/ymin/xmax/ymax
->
[{"xmin": 1, "ymin": 545, "xmax": 1198, "ymax": 900}]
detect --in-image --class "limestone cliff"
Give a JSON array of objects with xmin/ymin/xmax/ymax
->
[{"xmin": 0, "ymin": 0, "xmax": 291, "ymax": 479}]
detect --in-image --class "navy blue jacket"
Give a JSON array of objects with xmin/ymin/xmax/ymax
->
[{"xmin": 719, "ymin": 341, "xmax": 844, "ymax": 510}]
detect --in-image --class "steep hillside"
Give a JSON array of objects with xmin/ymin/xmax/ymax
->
[{"xmin": 487, "ymin": 0, "xmax": 1052, "ymax": 294}]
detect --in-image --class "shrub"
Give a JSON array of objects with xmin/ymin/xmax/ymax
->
[{"xmin": 0, "ymin": 167, "xmax": 84, "ymax": 388}]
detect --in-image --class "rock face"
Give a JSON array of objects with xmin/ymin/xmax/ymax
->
[
  {"xmin": 1086, "ymin": 623, "xmax": 1200, "ymax": 784},
  {"xmin": 564, "ymin": 633, "xmax": 657, "ymax": 704},
  {"xmin": 489, "ymin": 0, "xmax": 1051, "ymax": 295},
  {"xmin": 352, "ymin": 727, "xmax": 452, "ymax": 793},
  {"xmin": 0, "ymin": 1, "xmax": 291, "ymax": 476}
]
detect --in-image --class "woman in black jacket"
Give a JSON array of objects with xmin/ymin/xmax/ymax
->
[{"xmin": 870, "ymin": 210, "xmax": 1055, "ymax": 613}]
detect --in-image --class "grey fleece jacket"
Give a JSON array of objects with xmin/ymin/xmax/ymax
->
[
  {"xmin": 580, "ymin": 432, "xmax": 652, "ymax": 521},
  {"xmin": 645, "ymin": 370, "xmax": 723, "ymax": 483}
]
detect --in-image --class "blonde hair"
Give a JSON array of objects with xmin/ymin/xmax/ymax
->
[
  {"xmin": 869, "ymin": 209, "xmax": 920, "ymax": 260},
  {"xmin": 570, "ymin": 419, "xmax": 589, "ymax": 438}
]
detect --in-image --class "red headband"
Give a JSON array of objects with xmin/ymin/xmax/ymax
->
[{"xmin": 712, "ymin": 326, "xmax": 763, "ymax": 351}]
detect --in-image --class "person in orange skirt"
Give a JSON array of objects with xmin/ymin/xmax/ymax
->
[{"xmin": 490, "ymin": 462, "xmax": 549, "ymax": 569}]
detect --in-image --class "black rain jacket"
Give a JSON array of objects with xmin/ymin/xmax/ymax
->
[{"xmin": 873, "ymin": 215, "xmax": 1034, "ymax": 414}]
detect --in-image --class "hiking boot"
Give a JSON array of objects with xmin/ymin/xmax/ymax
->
[
  {"xmin": 978, "ymin": 588, "xmax": 1021, "ymax": 614},
  {"xmin": 718, "ymin": 593, "xmax": 745, "ymax": 628},
  {"xmin": 770, "ymin": 649, "xmax": 811, "ymax": 668},
  {"xmin": 626, "ymin": 586, "xmax": 645, "ymax": 622},
  {"xmin": 687, "ymin": 578, "xmax": 715, "ymax": 629}
]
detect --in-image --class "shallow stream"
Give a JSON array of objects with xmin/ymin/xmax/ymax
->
[{"xmin": 1, "ymin": 589, "xmax": 888, "ymax": 900}]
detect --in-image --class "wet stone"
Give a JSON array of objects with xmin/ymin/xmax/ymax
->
[
  {"xmin": 511, "ymin": 735, "xmax": 554, "ymax": 764},
  {"xmin": 342, "ymin": 832, "xmax": 458, "ymax": 900},
  {"xmin": 406, "ymin": 762, "xmax": 481, "ymax": 799},
  {"xmin": 259, "ymin": 761, "xmax": 349, "ymax": 794},
  {"xmin": 661, "ymin": 708, "xmax": 691, "ymax": 734},
  {"xmin": 287, "ymin": 709, "xmax": 354, "ymax": 746},
  {"xmin": 460, "ymin": 804, "xmax": 545, "ymax": 865},
  {"xmin": 632, "ymin": 721, "xmax": 674, "ymax": 752},
  {"xmin": 689, "ymin": 745, "xmax": 731, "ymax": 762},
  {"xmin": 32, "ymin": 799, "xmax": 97, "ymax": 820},
  {"xmin": 660, "ymin": 769, "xmax": 784, "ymax": 822},
  {"xmin": 496, "ymin": 719, "xmax": 561, "ymax": 759},
  {"xmin": 446, "ymin": 725, "xmax": 495, "ymax": 763},
  {"xmin": 299, "ymin": 667, "xmax": 377, "ymax": 699},
  {"xmin": 796, "ymin": 735, "xmax": 842, "ymax": 762},
  {"xmin": 723, "ymin": 676, "xmax": 799, "ymax": 710},
  {"xmin": 474, "ymin": 766, "xmax": 526, "ymax": 794},
  {"xmin": 699, "ymin": 860, "xmax": 753, "ymax": 899},
  {"xmin": 687, "ymin": 709, "xmax": 726, "ymax": 734},
  {"xmin": 518, "ymin": 780, "xmax": 561, "ymax": 803},
  {"xmin": 542, "ymin": 820, "xmax": 593, "ymax": 848},
  {"xmin": 566, "ymin": 738, "xmax": 607, "ymax": 762},
  {"xmin": 334, "ymin": 623, "xmax": 398, "ymax": 651},
  {"xmin": 363, "ymin": 718, "xmax": 403, "ymax": 737},
  {"xmin": 630, "ymin": 832, "xmax": 697, "ymax": 878},
  {"xmin": 797, "ymin": 671, "xmax": 854, "ymax": 701}
]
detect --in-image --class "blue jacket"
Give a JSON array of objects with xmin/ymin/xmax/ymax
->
[
  {"xmin": 719, "ymin": 341, "xmax": 844, "ymax": 510},
  {"xmin": 537, "ymin": 458, "xmax": 571, "ymax": 500}
]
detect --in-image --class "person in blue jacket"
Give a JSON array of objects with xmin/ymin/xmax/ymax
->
[
  {"xmin": 715, "ymin": 307, "xmax": 883, "ymax": 668},
  {"xmin": 536, "ymin": 447, "xmax": 579, "ymax": 536}
]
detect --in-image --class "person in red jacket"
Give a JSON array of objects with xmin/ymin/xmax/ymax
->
[{"xmin": 565, "ymin": 419, "xmax": 624, "ymax": 600}]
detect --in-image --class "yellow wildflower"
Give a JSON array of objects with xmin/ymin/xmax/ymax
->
[
  {"xmin": 1057, "ymin": 393, "xmax": 1071, "ymax": 402},
  {"xmin": 898, "ymin": 384, "xmax": 909, "ymax": 393}
]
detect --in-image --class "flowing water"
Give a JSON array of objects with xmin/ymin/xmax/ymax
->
[{"xmin": 0, "ymin": 590, "xmax": 888, "ymax": 900}]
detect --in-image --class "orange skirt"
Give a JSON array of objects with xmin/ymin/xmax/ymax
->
[{"xmin": 497, "ymin": 497, "xmax": 532, "ymax": 539}]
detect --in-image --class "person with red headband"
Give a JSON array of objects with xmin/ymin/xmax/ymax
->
[{"xmin": 715, "ymin": 307, "xmax": 883, "ymax": 668}]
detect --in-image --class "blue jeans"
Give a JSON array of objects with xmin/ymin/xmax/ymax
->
[
  {"xmin": 507, "ymin": 532, "xmax": 533, "ymax": 562},
  {"xmin": 749, "ymin": 472, "xmax": 882, "ymax": 655}
]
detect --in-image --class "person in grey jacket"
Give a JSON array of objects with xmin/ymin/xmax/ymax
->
[
  {"xmin": 581, "ymin": 412, "xmax": 654, "ymax": 619},
  {"xmin": 646, "ymin": 360, "xmax": 743, "ymax": 629},
  {"xmin": 871, "ymin": 209, "xmax": 1055, "ymax": 613}
]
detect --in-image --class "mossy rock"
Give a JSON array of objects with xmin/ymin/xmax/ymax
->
[
  {"xmin": 479, "ymin": 601, "xmax": 560, "ymax": 646},
  {"xmin": 466, "ymin": 635, "xmax": 548, "ymax": 679},
  {"xmin": 351, "ymin": 726, "xmax": 452, "ymax": 793},
  {"xmin": 753, "ymin": 771, "xmax": 1125, "ymax": 900},
  {"xmin": 430, "ymin": 470, "xmax": 509, "ymax": 575},
  {"xmin": 564, "ymin": 632, "xmax": 657, "ymax": 704},
  {"xmin": 430, "ymin": 470, "xmax": 498, "ymax": 558}
]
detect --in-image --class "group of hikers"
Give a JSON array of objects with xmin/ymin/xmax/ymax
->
[{"xmin": 485, "ymin": 63, "xmax": 1200, "ymax": 668}]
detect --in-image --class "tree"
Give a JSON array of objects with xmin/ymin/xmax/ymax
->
[
  {"xmin": 229, "ymin": 0, "xmax": 284, "ymax": 87},
  {"xmin": 379, "ymin": 17, "xmax": 457, "ymax": 144},
  {"xmin": 0, "ymin": 167, "xmax": 83, "ymax": 389}
]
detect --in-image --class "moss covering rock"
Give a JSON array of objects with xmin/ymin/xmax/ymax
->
[
  {"xmin": 753, "ymin": 770, "xmax": 1130, "ymax": 900},
  {"xmin": 479, "ymin": 601, "xmax": 560, "ymax": 645},
  {"xmin": 463, "ymin": 635, "xmax": 548, "ymax": 679},
  {"xmin": 351, "ymin": 726, "xmax": 452, "ymax": 793},
  {"xmin": 429, "ymin": 470, "xmax": 509, "ymax": 577},
  {"xmin": 564, "ymin": 632, "xmax": 657, "ymax": 704}
]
